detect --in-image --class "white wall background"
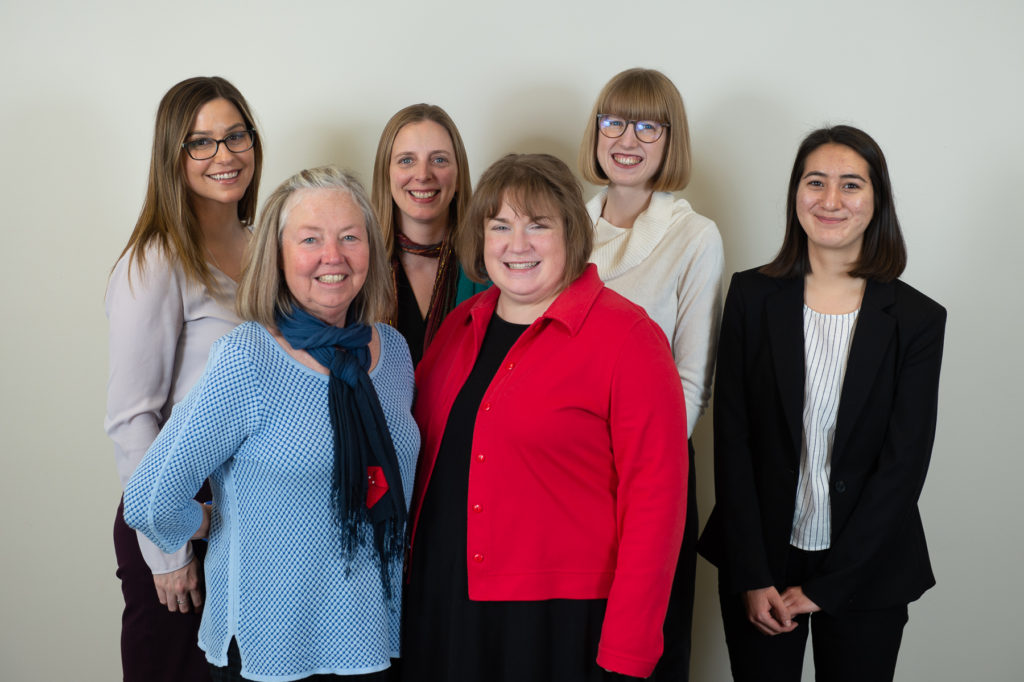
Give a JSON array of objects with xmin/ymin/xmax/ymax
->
[{"xmin": 2, "ymin": 1, "xmax": 1021, "ymax": 679}]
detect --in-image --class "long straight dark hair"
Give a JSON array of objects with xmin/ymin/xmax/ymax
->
[{"xmin": 761, "ymin": 125, "xmax": 906, "ymax": 282}]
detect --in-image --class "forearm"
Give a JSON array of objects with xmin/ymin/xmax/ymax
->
[{"xmin": 599, "ymin": 320, "xmax": 688, "ymax": 677}]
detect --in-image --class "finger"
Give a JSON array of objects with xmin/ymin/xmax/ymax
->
[
  {"xmin": 755, "ymin": 614, "xmax": 797, "ymax": 636},
  {"xmin": 157, "ymin": 585, "xmax": 178, "ymax": 613},
  {"xmin": 754, "ymin": 613, "xmax": 783, "ymax": 635},
  {"xmin": 769, "ymin": 598, "xmax": 793, "ymax": 625},
  {"xmin": 176, "ymin": 594, "xmax": 190, "ymax": 613},
  {"xmin": 190, "ymin": 587, "xmax": 203, "ymax": 609}
]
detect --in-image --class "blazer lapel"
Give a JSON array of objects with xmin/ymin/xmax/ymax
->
[
  {"xmin": 833, "ymin": 279, "xmax": 896, "ymax": 462},
  {"xmin": 765, "ymin": 278, "xmax": 805, "ymax": 460}
]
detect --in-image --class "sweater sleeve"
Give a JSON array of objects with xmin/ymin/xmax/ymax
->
[
  {"xmin": 123, "ymin": 335, "xmax": 260, "ymax": 554},
  {"xmin": 596, "ymin": 318, "xmax": 688, "ymax": 678},
  {"xmin": 104, "ymin": 249, "xmax": 193, "ymax": 574},
  {"xmin": 672, "ymin": 221, "xmax": 724, "ymax": 437}
]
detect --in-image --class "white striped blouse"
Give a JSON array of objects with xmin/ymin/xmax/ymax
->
[{"xmin": 790, "ymin": 305, "xmax": 859, "ymax": 551}]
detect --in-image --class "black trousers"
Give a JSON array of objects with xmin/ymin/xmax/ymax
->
[
  {"xmin": 649, "ymin": 440, "xmax": 698, "ymax": 681},
  {"xmin": 719, "ymin": 547, "xmax": 908, "ymax": 682}
]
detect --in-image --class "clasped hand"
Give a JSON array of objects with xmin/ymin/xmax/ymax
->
[{"xmin": 744, "ymin": 585, "xmax": 820, "ymax": 636}]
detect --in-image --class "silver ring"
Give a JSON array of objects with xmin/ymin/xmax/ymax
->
[{"xmin": 176, "ymin": 598, "xmax": 186, "ymax": 605}]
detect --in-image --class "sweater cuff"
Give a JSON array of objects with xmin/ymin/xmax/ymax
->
[
  {"xmin": 137, "ymin": 530, "xmax": 194, "ymax": 575},
  {"xmin": 596, "ymin": 644, "xmax": 658, "ymax": 679}
]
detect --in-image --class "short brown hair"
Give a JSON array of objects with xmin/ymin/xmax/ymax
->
[
  {"xmin": 116, "ymin": 76, "xmax": 263, "ymax": 293},
  {"xmin": 237, "ymin": 166, "xmax": 393, "ymax": 328},
  {"xmin": 578, "ymin": 68, "xmax": 692, "ymax": 192},
  {"xmin": 761, "ymin": 125, "xmax": 907, "ymax": 282},
  {"xmin": 458, "ymin": 154, "xmax": 593, "ymax": 290},
  {"xmin": 370, "ymin": 104, "xmax": 471, "ymax": 256}
]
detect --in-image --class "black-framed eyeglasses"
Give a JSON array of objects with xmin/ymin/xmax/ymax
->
[
  {"xmin": 596, "ymin": 114, "xmax": 669, "ymax": 143},
  {"xmin": 182, "ymin": 129, "xmax": 256, "ymax": 160}
]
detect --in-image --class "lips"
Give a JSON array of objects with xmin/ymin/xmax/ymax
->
[
  {"xmin": 208, "ymin": 170, "xmax": 241, "ymax": 181},
  {"xmin": 408, "ymin": 189, "xmax": 439, "ymax": 200},
  {"xmin": 505, "ymin": 261, "xmax": 539, "ymax": 270},
  {"xmin": 612, "ymin": 153, "xmax": 642, "ymax": 167}
]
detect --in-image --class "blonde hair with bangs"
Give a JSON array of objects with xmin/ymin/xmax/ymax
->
[
  {"xmin": 237, "ymin": 166, "xmax": 393, "ymax": 328},
  {"xmin": 578, "ymin": 68, "xmax": 692, "ymax": 192}
]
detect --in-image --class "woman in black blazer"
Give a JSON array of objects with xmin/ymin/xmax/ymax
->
[{"xmin": 698, "ymin": 125, "xmax": 946, "ymax": 682}]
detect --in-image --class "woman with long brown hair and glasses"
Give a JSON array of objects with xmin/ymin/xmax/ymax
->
[{"xmin": 105, "ymin": 75, "xmax": 262, "ymax": 681}]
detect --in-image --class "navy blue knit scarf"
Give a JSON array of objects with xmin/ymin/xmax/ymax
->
[{"xmin": 275, "ymin": 306, "xmax": 405, "ymax": 598}]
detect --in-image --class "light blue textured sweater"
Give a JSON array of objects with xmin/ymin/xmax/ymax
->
[{"xmin": 124, "ymin": 322, "xmax": 419, "ymax": 681}]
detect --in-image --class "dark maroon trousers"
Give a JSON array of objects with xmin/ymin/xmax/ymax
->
[{"xmin": 114, "ymin": 495, "xmax": 211, "ymax": 682}]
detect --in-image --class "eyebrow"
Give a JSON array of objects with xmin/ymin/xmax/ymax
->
[
  {"xmin": 292, "ymin": 222, "xmax": 363, "ymax": 232},
  {"xmin": 488, "ymin": 214, "xmax": 552, "ymax": 223},
  {"xmin": 802, "ymin": 170, "xmax": 869, "ymax": 183},
  {"xmin": 188, "ymin": 122, "xmax": 247, "ymax": 137},
  {"xmin": 393, "ymin": 149, "xmax": 452, "ymax": 157}
]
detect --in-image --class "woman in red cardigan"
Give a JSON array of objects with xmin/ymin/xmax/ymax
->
[{"xmin": 402, "ymin": 153, "xmax": 689, "ymax": 681}]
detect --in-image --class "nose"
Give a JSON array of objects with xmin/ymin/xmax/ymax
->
[
  {"xmin": 822, "ymin": 184, "xmax": 842, "ymax": 209},
  {"xmin": 510, "ymin": 226, "xmax": 530, "ymax": 252},
  {"xmin": 415, "ymin": 161, "xmax": 435, "ymax": 182},
  {"xmin": 618, "ymin": 124, "xmax": 641, "ymax": 148},
  {"xmin": 322, "ymin": 238, "xmax": 342, "ymax": 263},
  {"xmin": 213, "ymin": 139, "xmax": 234, "ymax": 163}
]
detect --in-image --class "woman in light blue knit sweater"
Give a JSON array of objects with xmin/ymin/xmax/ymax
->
[{"xmin": 125, "ymin": 166, "xmax": 419, "ymax": 682}]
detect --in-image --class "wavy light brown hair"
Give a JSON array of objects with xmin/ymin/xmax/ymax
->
[
  {"xmin": 761, "ymin": 125, "xmax": 907, "ymax": 282},
  {"xmin": 237, "ymin": 166, "xmax": 393, "ymax": 328},
  {"xmin": 114, "ymin": 76, "xmax": 262, "ymax": 292},
  {"xmin": 458, "ymin": 154, "xmax": 593, "ymax": 290},
  {"xmin": 578, "ymin": 68, "xmax": 692, "ymax": 192},
  {"xmin": 370, "ymin": 103, "xmax": 471, "ymax": 257}
]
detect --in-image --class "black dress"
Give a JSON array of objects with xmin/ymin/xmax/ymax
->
[
  {"xmin": 402, "ymin": 313, "xmax": 633, "ymax": 682},
  {"xmin": 394, "ymin": 261, "xmax": 427, "ymax": 367}
]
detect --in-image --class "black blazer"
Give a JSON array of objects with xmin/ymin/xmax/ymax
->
[{"xmin": 698, "ymin": 268, "xmax": 946, "ymax": 614}]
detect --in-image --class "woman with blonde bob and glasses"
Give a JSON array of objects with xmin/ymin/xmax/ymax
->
[
  {"xmin": 105, "ymin": 75, "xmax": 262, "ymax": 682},
  {"xmin": 579, "ymin": 67, "xmax": 724, "ymax": 681},
  {"xmin": 124, "ymin": 166, "xmax": 419, "ymax": 681},
  {"xmin": 371, "ymin": 103, "xmax": 488, "ymax": 366},
  {"xmin": 404, "ymin": 153, "xmax": 687, "ymax": 681}
]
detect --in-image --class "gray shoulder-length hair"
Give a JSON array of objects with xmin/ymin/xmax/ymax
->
[{"xmin": 237, "ymin": 165, "xmax": 394, "ymax": 327}]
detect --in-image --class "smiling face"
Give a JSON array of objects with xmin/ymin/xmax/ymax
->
[
  {"xmin": 280, "ymin": 188, "xmax": 370, "ymax": 327},
  {"xmin": 484, "ymin": 196, "xmax": 567, "ymax": 323},
  {"xmin": 388, "ymin": 120, "xmax": 458, "ymax": 234},
  {"xmin": 182, "ymin": 98, "xmax": 255, "ymax": 211},
  {"xmin": 596, "ymin": 119, "xmax": 667, "ymax": 191},
  {"xmin": 796, "ymin": 143, "xmax": 875, "ymax": 264}
]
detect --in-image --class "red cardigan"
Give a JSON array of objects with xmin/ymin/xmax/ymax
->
[{"xmin": 410, "ymin": 265, "xmax": 688, "ymax": 678}]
